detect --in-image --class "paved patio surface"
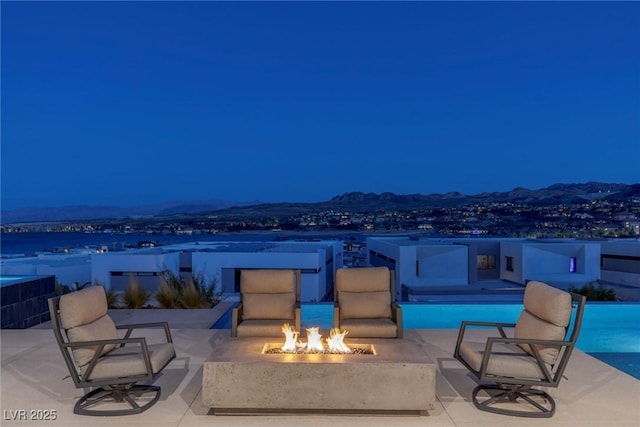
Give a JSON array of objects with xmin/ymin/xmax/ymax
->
[{"xmin": 1, "ymin": 310, "xmax": 639, "ymax": 426}]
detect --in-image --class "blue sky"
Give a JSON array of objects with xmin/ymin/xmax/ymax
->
[{"xmin": 2, "ymin": 1, "xmax": 639, "ymax": 210}]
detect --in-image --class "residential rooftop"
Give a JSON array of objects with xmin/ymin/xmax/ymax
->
[{"xmin": 2, "ymin": 307, "xmax": 638, "ymax": 426}]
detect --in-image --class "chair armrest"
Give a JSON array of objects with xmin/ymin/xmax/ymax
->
[
  {"xmin": 231, "ymin": 303, "xmax": 243, "ymax": 337},
  {"xmin": 454, "ymin": 321, "xmax": 516, "ymax": 359},
  {"xmin": 117, "ymin": 322, "xmax": 173, "ymax": 343},
  {"xmin": 64, "ymin": 336, "xmax": 155, "ymax": 379},
  {"xmin": 391, "ymin": 302, "xmax": 403, "ymax": 338},
  {"xmin": 333, "ymin": 303, "xmax": 340, "ymax": 330},
  {"xmin": 479, "ymin": 336, "xmax": 573, "ymax": 383}
]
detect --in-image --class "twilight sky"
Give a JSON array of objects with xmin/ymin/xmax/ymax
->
[{"xmin": 2, "ymin": 1, "xmax": 639, "ymax": 210}]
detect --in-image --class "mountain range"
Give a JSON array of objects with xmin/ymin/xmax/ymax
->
[{"xmin": 1, "ymin": 182, "xmax": 638, "ymax": 224}]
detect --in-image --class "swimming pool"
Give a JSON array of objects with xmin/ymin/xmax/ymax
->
[{"xmin": 212, "ymin": 302, "xmax": 640, "ymax": 379}]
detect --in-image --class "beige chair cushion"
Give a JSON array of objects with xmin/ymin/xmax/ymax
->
[
  {"xmin": 335, "ymin": 267, "xmax": 390, "ymax": 293},
  {"xmin": 236, "ymin": 319, "xmax": 291, "ymax": 337},
  {"xmin": 242, "ymin": 293, "xmax": 295, "ymax": 320},
  {"xmin": 458, "ymin": 340, "xmax": 548, "ymax": 380},
  {"xmin": 339, "ymin": 291, "xmax": 392, "ymax": 319},
  {"xmin": 514, "ymin": 281, "xmax": 572, "ymax": 364},
  {"xmin": 66, "ymin": 314, "xmax": 119, "ymax": 367},
  {"xmin": 59, "ymin": 286, "xmax": 108, "ymax": 329},
  {"xmin": 58, "ymin": 286, "xmax": 118, "ymax": 367},
  {"xmin": 523, "ymin": 281, "xmax": 572, "ymax": 327},
  {"xmin": 339, "ymin": 318, "xmax": 398, "ymax": 338},
  {"xmin": 241, "ymin": 270, "xmax": 296, "ymax": 294},
  {"xmin": 514, "ymin": 311, "xmax": 567, "ymax": 365},
  {"xmin": 82, "ymin": 342, "xmax": 175, "ymax": 380}
]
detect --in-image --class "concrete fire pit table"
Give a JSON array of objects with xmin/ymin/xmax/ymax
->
[{"xmin": 202, "ymin": 337, "xmax": 436, "ymax": 415}]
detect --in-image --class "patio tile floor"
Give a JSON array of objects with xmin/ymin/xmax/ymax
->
[{"xmin": 2, "ymin": 313, "xmax": 638, "ymax": 427}]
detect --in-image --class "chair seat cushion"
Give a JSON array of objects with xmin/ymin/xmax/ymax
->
[
  {"xmin": 339, "ymin": 318, "xmax": 398, "ymax": 338},
  {"xmin": 458, "ymin": 340, "xmax": 549, "ymax": 381},
  {"xmin": 236, "ymin": 319, "xmax": 291, "ymax": 337},
  {"xmin": 82, "ymin": 342, "xmax": 175, "ymax": 380},
  {"xmin": 338, "ymin": 291, "xmax": 392, "ymax": 319}
]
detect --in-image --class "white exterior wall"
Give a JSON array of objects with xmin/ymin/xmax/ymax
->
[
  {"xmin": 367, "ymin": 237, "xmax": 468, "ymax": 299},
  {"xmin": 600, "ymin": 240, "xmax": 640, "ymax": 287},
  {"xmin": 1, "ymin": 254, "xmax": 92, "ymax": 286},
  {"xmin": 366, "ymin": 238, "xmax": 406, "ymax": 300},
  {"xmin": 415, "ymin": 245, "xmax": 468, "ymax": 286},
  {"xmin": 499, "ymin": 241, "xmax": 524, "ymax": 283},
  {"xmin": 522, "ymin": 243, "xmax": 600, "ymax": 284},
  {"xmin": 91, "ymin": 251, "xmax": 181, "ymax": 289},
  {"xmin": 500, "ymin": 241, "xmax": 601, "ymax": 285}
]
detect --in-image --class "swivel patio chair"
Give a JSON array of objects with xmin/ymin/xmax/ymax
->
[
  {"xmin": 453, "ymin": 280, "xmax": 586, "ymax": 418},
  {"xmin": 48, "ymin": 286, "xmax": 176, "ymax": 416},
  {"xmin": 333, "ymin": 266, "xmax": 403, "ymax": 338},
  {"xmin": 231, "ymin": 269, "xmax": 301, "ymax": 337}
]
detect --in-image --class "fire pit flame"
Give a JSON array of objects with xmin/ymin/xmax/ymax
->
[
  {"xmin": 281, "ymin": 323, "xmax": 299, "ymax": 351},
  {"xmin": 327, "ymin": 328, "xmax": 352, "ymax": 353},
  {"xmin": 305, "ymin": 327, "xmax": 324, "ymax": 352},
  {"xmin": 278, "ymin": 324, "xmax": 353, "ymax": 354}
]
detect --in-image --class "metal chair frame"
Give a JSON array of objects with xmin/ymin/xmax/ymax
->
[
  {"xmin": 453, "ymin": 292, "xmax": 586, "ymax": 418},
  {"xmin": 48, "ymin": 296, "xmax": 175, "ymax": 416}
]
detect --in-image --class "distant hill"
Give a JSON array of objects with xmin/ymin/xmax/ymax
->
[
  {"xmin": 206, "ymin": 182, "xmax": 639, "ymax": 220},
  {"xmin": 1, "ymin": 182, "xmax": 638, "ymax": 224},
  {"xmin": 0, "ymin": 199, "xmax": 261, "ymax": 224}
]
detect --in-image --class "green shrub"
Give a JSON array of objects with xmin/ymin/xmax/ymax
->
[
  {"xmin": 181, "ymin": 280, "xmax": 208, "ymax": 309},
  {"xmin": 156, "ymin": 280, "xmax": 181, "ymax": 309},
  {"xmin": 191, "ymin": 271, "xmax": 222, "ymax": 308},
  {"xmin": 55, "ymin": 280, "xmax": 72, "ymax": 296},
  {"xmin": 568, "ymin": 282, "xmax": 616, "ymax": 301},
  {"xmin": 123, "ymin": 276, "xmax": 151, "ymax": 308},
  {"xmin": 104, "ymin": 287, "xmax": 119, "ymax": 308},
  {"xmin": 157, "ymin": 268, "xmax": 222, "ymax": 309}
]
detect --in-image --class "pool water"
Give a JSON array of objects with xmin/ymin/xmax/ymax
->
[{"xmin": 212, "ymin": 302, "xmax": 640, "ymax": 380}]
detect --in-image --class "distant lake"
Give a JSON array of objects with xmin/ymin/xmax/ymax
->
[{"xmin": 0, "ymin": 231, "xmax": 368, "ymax": 256}]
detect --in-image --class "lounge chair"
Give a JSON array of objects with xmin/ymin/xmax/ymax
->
[
  {"xmin": 48, "ymin": 286, "xmax": 176, "ymax": 416},
  {"xmin": 333, "ymin": 266, "xmax": 403, "ymax": 338},
  {"xmin": 231, "ymin": 269, "xmax": 301, "ymax": 337},
  {"xmin": 453, "ymin": 280, "xmax": 586, "ymax": 417}
]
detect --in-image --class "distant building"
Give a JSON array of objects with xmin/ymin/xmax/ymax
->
[
  {"xmin": 367, "ymin": 236, "xmax": 640, "ymax": 300},
  {"xmin": 600, "ymin": 240, "xmax": 640, "ymax": 287},
  {"xmin": 91, "ymin": 240, "xmax": 343, "ymax": 302},
  {"xmin": 0, "ymin": 253, "xmax": 92, "ymax": 286}
]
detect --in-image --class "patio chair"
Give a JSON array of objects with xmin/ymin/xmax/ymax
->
[
  {"xmin": 453, "ymin": 280, "xmax": 586, "ymax": 418},
  {"xmin": 48, "ymin": 286, "xmax": 176, "ymax": 416},
  {"xmin": 231, "ymin": 269, "xmax": 301, "ymax": 337},
  {"xmin": 333, "ymin": 266, "xmax": 403, "ymax": 338}
]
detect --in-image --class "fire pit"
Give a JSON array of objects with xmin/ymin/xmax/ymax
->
[
  {"xmin": 202, "ymin": 324, "xmax": 436, "ymax": 415},
  {"xmin": 262, "ymin": 323, "xmax": 376, "ymax": 355}
]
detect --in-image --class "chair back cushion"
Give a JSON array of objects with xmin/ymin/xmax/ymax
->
[
  {"xmin": 335, "ymin": 267, "xmax": 392, "ymax": 320},
  {"xmin": 514, "ymin": 281, "xmax": 572, "ymax": 364},
  {"xmin": 59, "ymin": 286, "xmax": 118, "ymax": 367},
  {"xmin": 240, "ymin": 270, "xmax": 296, "ymax": 320},
  {"xmin": 339, "ymin": 291, "xmax": 392, "ymax": 319},
  {"xmin": 335, "ymin": 267, "xmax": 391, "ymax": 294}
]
